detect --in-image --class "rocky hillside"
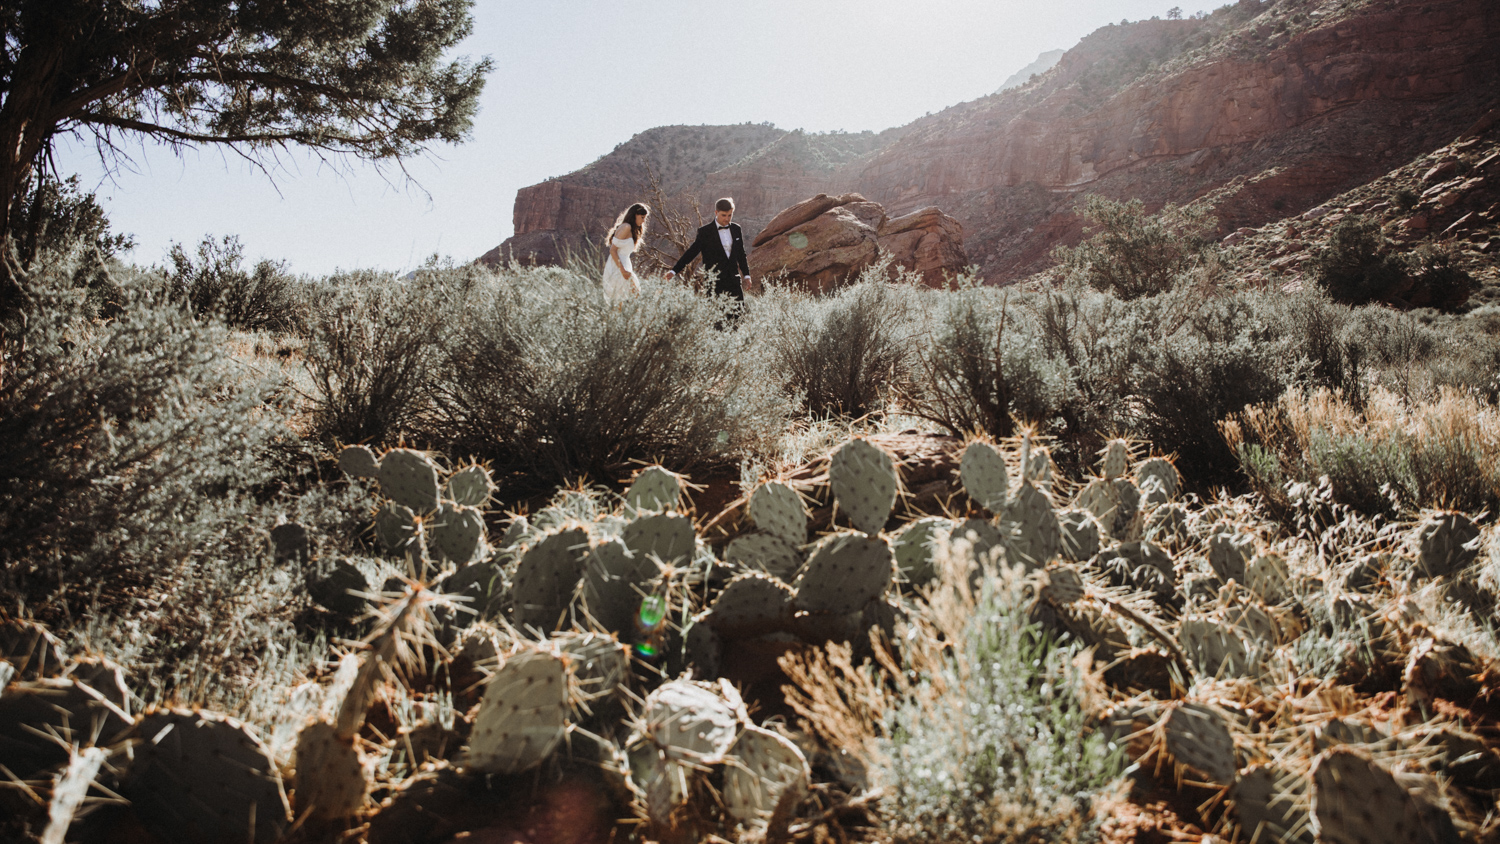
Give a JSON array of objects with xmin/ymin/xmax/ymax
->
[{"xmin": 484, "ymin": 0, "xmax": 1500, "ymax": 284}]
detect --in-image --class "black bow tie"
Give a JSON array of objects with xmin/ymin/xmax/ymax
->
[{"xmin": 718, "ymin": 225, "xmax": 730, "ymax": 230}]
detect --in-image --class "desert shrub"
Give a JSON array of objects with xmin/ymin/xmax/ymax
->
[
  {"xmin": 1308, "ymin": 216, "xmax": 1408, "ymax": 304},
  {"xmin": 785, "ymin": 557, "xmax": 1122, "ymax": 844},
  {"xmin": 1406, "ymin": 242, "xmax": 1474, "ymax": 309},
  {"xmin": 760, "ymin": 272, "xmax": 920, "ymax": 418},
  {"xmin": 1054, "ymin": 195, "xmax": 1216, "ymax": 299},
  {"xmin": 0, "ymin": 277, "xmax": 286, "ymax": 603},
  {"xmin": 1273, "ymin": 287, "xmax": 1365, "ymax": 400},
  {"xmin": 169, "ymin": 235, "xmax": 303, "ymax": 333},
  {"xmin": 1393, "ymin": 187, "xmax": 1419, "ymax": 211},
  {"xmin": 8, "ymin": 173, "xmax": 135, "ymax": 317},
  {"xmin": 903, "ymin": 281, "xmax": 1077, "ymax": 443},
  {"xmin": 1224, "ymin": 387, "xmax": 1500, "ymax": 516},
  {"xmin": 430, "ymin": 268, "xmax": 787, "ymax": 491},
  {"xmin": 302, "ymin": 271, "xmax": 448, "ymax": 447},
  {"xmin": 1130, "ymin": 290, "xmax": 1303, "ymax": 489}
]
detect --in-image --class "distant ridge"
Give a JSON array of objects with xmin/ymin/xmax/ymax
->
[{"xmin": 997, "ymin": 49, "xmax": 1065, "ymax": 92}]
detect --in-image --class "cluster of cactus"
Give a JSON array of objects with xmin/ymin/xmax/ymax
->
[{"xmin": 11, "ymin": 430, "xmax": 1500, "ymax": 844}]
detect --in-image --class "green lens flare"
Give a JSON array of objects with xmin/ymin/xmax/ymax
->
[
  {"xmin": 633, "ymin": 641, "xmax": 660, "ymax": 659},
  {"xmin": 637, "ymin": 596, "xmax": 667, "ymax": 629}
]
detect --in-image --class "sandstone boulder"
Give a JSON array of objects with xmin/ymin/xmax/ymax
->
[{"xmin": 749, "ymin": 195, "xmax": 967, "ymax": 292}]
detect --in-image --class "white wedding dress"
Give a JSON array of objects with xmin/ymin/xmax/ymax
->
[{"xmin": 601, "ymin": 234, "xmax": 639, "ymax": 301}]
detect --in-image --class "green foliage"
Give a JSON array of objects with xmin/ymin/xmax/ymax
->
[
  {"xmin": 1308, "ymin": 216, "xmax": 1408, "ymax": 305},
  {"xmin": 168, "ymin": 235, "xmax": 302, "ymax": 333},
  {"xmin": 9, "ymin": 173, "xmax": 133, "ymax": 270},
  {"xmin": 1406, "ymin": 242, "xmax": 1473, "ymax": 309},
  {"xmin": 430, "ymin": 268, "xmax": 787, "ymax": 491},
  {"xmin": 881, "ymin": 574, "xmax": 1122, "ymax": 843},
  {"xmin": 761, "ymin": 272, "xmax": 919, "ymax": 419},
  {"xmin": 1055, "ymin": 195, "xmax": 1216, "ymax": 299},
  {"xmin": 1393, "ymin": 187, "xmax": 1420, "ymax": 211},
  {"xmin": 302, "ymin": 272, "xmax": 447, "ymax": 446}
]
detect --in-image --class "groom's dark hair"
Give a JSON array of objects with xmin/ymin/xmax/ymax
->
[{"xmin": 715, "ymin": 197, "xmax": 735, "ymax": 212}]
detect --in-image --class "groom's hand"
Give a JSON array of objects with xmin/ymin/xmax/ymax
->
[{"xmin": 665, "ymin": 270, "xmax": 676, "ymax": 281}]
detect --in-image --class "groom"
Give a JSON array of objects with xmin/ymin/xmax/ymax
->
[{"xmin": 665, "ymin": 198, "xmax": 753, "ymax": 305}]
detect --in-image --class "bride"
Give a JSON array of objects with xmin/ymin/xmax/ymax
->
[{"xmin": 602, "ymin": 203, "xmax": 649, "ymax": 301}]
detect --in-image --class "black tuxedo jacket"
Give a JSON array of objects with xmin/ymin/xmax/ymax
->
[{"xmin": 672, "ymin": 222, "xmax": 750, "ymax": 298}]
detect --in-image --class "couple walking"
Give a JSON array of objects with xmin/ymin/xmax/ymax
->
[{"xmin": 601, "ymin": 197, "xmax": 753, "ymax": 305}]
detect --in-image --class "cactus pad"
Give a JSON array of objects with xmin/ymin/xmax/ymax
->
[
  {"xmin": 582, "ymin": 537, "xmax": 661, "ymax": 635},
  {"xmin": 124, "ymin": 709, "xmax": 290, "ymax": 844},
  {"xmin": 830, "ymin": 438, "xmax": 898, "ymax": 534},
  {"xmin": 1134, "ymin": 457, "xmax": 1179, "ymax": 506},
  {"xmin": 1040, "ymin": 564, "xmax": 1087, "ymax": 606},
  {"xmin": 466, "ymin": 647, "xmax": 569, "ymax": 774},
  {"xmin": 707, "ymin": 573, "xmax": 794, "ymax": 638},
  {"xmin": 959, "ymin": 441, "xmax": 1009, "ymax": 512},
  {"xmin": 1057, "ymin": 509, "xmax": 1103, "ymax": 562},
  {"xmin": 1229, "ymin": 765, "xmax": 1311, "ymax": 844},
  {"xmin": 725, "ymin": 532, "xmax": 804, "ymax": 581},
  {"xmin": 793, "ymin": 533, "xmax": 893, "ymax": 615},
  {"xmin": 0, "ymin": 620, "xmax": 66, "ymax": 680},
  {"xmin": 1002, "ymin": 482, "xmax": 1061, "ymax": 569},
  {"xmin": 644, "ymin": 680, "xmax": 739, "ymax": 765},
  {"xmin": 0, "ymin": 678, "xmax": 132, "ymax": 780},
  {"xmin": 623, "ymin": 512, "xmax": 696, "ymax": 568},
  {"xmin": 625, "ymin": 466, "xmax": 682, "ymax": 513},
  {"xmin": 1413, "ymin": 511, "xmax": 1481, "ymax": 579},
  {"xmin": 892, "ymin": 517, "xmax": 950, "ymax": 585},
  {"xmin": 270, "ymin": 521, "xmax": 310, "ymax": 564},
  {"xmin": 749, "ymin": 482, "xmax": 808, "ymax": 546},
  {"xmin": 723, "ymin": 725, "xmax": 811, "ymax": 828},
  {"xmin": 954, "ymin": 518, "xmax": 1006, "ymax": 567},
  {"xmin": 1208, "ymin": 529, "xmax": 1255, "ymax": 584},
  {"xmin": 445, "ymin": 465, "xmax": 495, "ymax": 508},
  {"xmin": 1144, "ymin": 503, "xmax": 1192, "ymax": 545},
  {"xmin": 42, "ymin": 745, "xmax": 106, "ymax": 844},
  {"xmin": 429, "ymin": 502, "xmax": 486, "ymax": 566},
  {"xmin": 684, "ymin": 621, "xmax": 723, "ymax": 679},
  {"xmin": 293, "ymin": 721, "xmax": 365, "ymax": 820},
  {"xmin": 1074, "ymin": 478, "xmax": 1138, "ymax": 537},
  {"xmin": 1246, "ymin": 553, "xmax": 1292, "ymax": 605},
  {"xmin": 1163, "ymin": 702, "xmax": 1238, "ymax": 785},
  {"xmin": 337, "ymin": 445, "xmax": 380, "ymax": 479},
  {"xmin": 1310, "ymin": 746, "xmax": 1457, "ymax": 844},
  {"xmin": 511, "ymin": 527, "xmax": 589, "ymax": 631},
  {"xmin": 377, "ymin": 448, "xmax": 441, "ymax": 514},
  {"xmin": 374, "ymin": 501, "xmax": 419, "ymax": 556},
  {"xmin": 555, "ymin": 632, "xmax": 630, "ymax": 707},
  {"xmin": 305, "ymin": 560, "xmax": 369, "ymax": 619},
  {"xmin": 1180, "ymin": 616, "xmax": 1252, "ymax": 678},
  {"xmin": 1101, "ymin": 438, "xmax": 1130, "ymax": 480}
]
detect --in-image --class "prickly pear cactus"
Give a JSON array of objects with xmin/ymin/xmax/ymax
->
[
  {"xmin": 1162, "ymin": 702, "xmax": 1237, "ymax": 785},
  {"xmin": 723, "ymin": 725, "xmax": 811, "ymax": 829},
  {"xmin": 42, "ymin": 745, "xmax": 106, "ymax": 844},
  {"xmin": 429, "ymin": 502, "xmax": 486, "ymax": 566},
  {"xmin": 293, "ymin": 721, "xmax": 366, "ymax": 820},
  {"xmin": 445, "ymin": 464, "xmax": 494, "ymax": 508},
  {"xmin": 953, "ymin": 517, "xmax": 1007, "ymax": 570},
  {"xmin": 465, "ymin": 647, "xmax": 569, "ymax": 774},
  {"xmin": 337, "ymin": 445, "xmax": 380, "ymax": 479},
  {"xmin": 555, "ymin": 631, "xmax": 630, "ymax": 708},
  {"xmin": 1310, "ymin": 746, "xmax": 1457, "ymax": 844},
  {"xmin": 706, "ymin": 572, "xmax": 794, "ymax": 638},
  {"xmin": 306, "ymin": 559, "xmax": 369, "ymax": 619},
  {"xmin": 1134, "ymin": 457, "xmax": 1179, "ymax": 507},
  {"xmin": 0, "ymin": 619, "xmax": 66, "ymax": 681},
  {"xmin": 1208, "ymin": 529, "xmax": 1256, "ymax": 584},
  {"xmin": 1246, "ymin": 553, "xmax": 1292, "ymax": 605},
  {"xmin": 124, "ymin": 709, "xmax": 291, "ymax": 844},
  {"xmin": 1412, "ymin": 511, "xmax": 1481, "ymax": 579},
  {"xmin": 1002, "ymin": 482, "xmax": 1061, "ymax": 569},
  {"xmin": 643, "ymin": 680, "xmax": 740, "ymax": 765},
  {"xmin": 829, "ymin": 438, "xmax": 898, "ymax": 534},
  {"xmin": 793, "ymin": 533, "xmax": 893, "ymax": 615},
  {"xmin": 1040, "ymin": 564, "xmax": 1086, "ymax": 606},
  {"xmin": 1101, "ymin": 438, "xmax": 1130, "ymax": 480},
  {"xmin": 0, "ymin": 678, "xmax": 131, "ymax": 780},
  {"xmin": 511, "ymin": 527, "xmax": 590, "ymax": 631},
  {"xmin": 377, "ymin": 448, "xmax": 441, "ymax": 514},
  {"xmin": 892, "ymin": 517, "xmax": 950, "ymax": 585},
  {"xmin": 1229, "ymin": 765, "xmax": 1312, "ymax": 844},
  {"xmin": 270, "ymin": 521, "xmax": 310, "ymax": 564},
  {"xmin": 684, "ymin": 621, "xmax": 723, "ymax": 679},
  {"xmin": 582, "ymin": 536, "xmax": 661, "ymax": 636},
  {"xmin": 1074, "ymin": 478, "xmax": 1138, "ymax": 537},
  {"xmin": 1144, "ymin": 503, "xmax": 1192, "ymax": 546},
  {"xmin": 1180, "ymin": 616, "xmax": 1252, "ymax": 678},
  {"xmin": 960, "ymin": 441, "xmax": 1009, "ymax": 512},
  {"xmin": 725, "ymin": 532, "xmax": 803, "ymax": 581},
  {"xmin": 1057, "ymin": 509, "xmax": 1102, "ymax": 562},
  {"xmin": 622, "ymin": 511, "xmax": 697, "ymax": 569},
  {"xmin": 374, "ymin": 501, "xmax": 420, "ymax": 556},
  {"xmin": 625, "ymin": 466, "xmax": 682, "ymax": 513},
  {"xmin": 749, "ymin": 481, "xmax": 808, "ymax": 547}
]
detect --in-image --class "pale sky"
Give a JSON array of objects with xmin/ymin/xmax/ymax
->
[{"xmin": 56, "ymin": 0, "xmax": 1205, "ymax": 276}]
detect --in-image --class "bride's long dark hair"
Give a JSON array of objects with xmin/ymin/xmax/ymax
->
[{"xmin": 610, "ymin": 203, "xmax": 650, "ymax": 244}]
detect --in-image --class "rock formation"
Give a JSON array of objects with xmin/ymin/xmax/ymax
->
[
  {"xmin": 747, "ymin": 194, "xmax": 967, "ymax": 292},
  {"xmin": 484, "ymin": 0, "xmax": 1500, "ymax": 284}
]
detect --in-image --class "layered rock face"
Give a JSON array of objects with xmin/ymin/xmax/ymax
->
[
  {"xmin": 487, "ymin": 0, "xmax": 1500, "ymax": 283},
  {"xmin": 746, "ymin": 194, "xmax": 968, "ymax": 292}
]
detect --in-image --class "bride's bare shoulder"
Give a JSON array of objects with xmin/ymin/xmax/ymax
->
[{"xmin": 614, "ymin": 223, "xmax": 632, "ymax": 239}]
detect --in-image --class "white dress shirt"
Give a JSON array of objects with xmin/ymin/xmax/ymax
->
[{"xmin": 718, "ymin": 225, "xmax": 733, "ymax": 257}]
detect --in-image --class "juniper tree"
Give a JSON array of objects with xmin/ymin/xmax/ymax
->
[{"xmin": 0, "ymin": 0, "xmax": 491, "ymax": 323}]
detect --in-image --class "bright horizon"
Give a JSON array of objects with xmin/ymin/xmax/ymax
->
[{"xmin": 55, "ymin": 0, "xmax": 1207, "ymax": 277}]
